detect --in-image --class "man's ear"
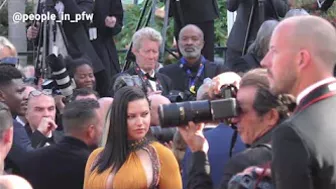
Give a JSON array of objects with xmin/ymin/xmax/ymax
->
[
  {"xmin": 86, "ymin": 125, "xmax": 95, "ymax": 140},
  {"xmin": 131, "ymin": 47, "xmax": 138, "ymax": 56},
  {"xmin": 200, "ymin": 40, "xmax": 205, "ymax": 50},
  {"xmin": 265, "ymin": 109, "xmax": 279, "ymax": 127}
]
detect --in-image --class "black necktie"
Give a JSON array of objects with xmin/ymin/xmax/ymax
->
[{"xmin": 145, "ymin": 73, "xmax": 157, "ymax": 81}]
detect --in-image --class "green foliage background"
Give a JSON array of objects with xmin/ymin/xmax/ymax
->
[
  {"xmin": 114, "ymin": 0, "xmax": 228, "ymax": 65},
  {"xmin": 2, "ymin": 0, "xmax": 336, "ymax": 64}
]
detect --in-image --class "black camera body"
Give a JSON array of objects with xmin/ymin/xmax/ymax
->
[
  {"xmin": 164, "ymin": 90, "xmax": 195, "ymax": 103},
  {"xmin": 228, "ymin": 170, "xmax": 274, "ymax": 189},
  {"xmin": 158, "ymin": 85, "xmax": 239, "ymax": 127}
]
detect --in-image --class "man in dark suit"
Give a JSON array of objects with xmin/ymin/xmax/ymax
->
[
  {"xmin": 226, "ymin": 0, "xmax": 289, "ymax": 69},
  {"xmin": 25, "ymin": 90, "xmax": 63, "ymax": 148},
  {"xmin": 91, "ymin": 0, "xmax": 124, "ymax": 97},
  {"xmin": 20, "ymin": 99, "xmax": 103, "ymax": 189},
  {"xmin": 169, "ymin": 0, "xmax": 219, "ymax": 61},
  {"xmin": 110, "ymin": 27, "xmax": 173, "ymax": 96},
  {"xmin": 260, "ymin": 15, "xmax": 336, "ymax": 188},
  {"xmin": 160, "ymin": 25, "xmax": 227, "ymax": 99}
]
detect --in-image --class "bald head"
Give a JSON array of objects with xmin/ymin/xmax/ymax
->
[
  {"xmin": 276, "ymin": 15, "xmax": 336, "ymax": 69},
  {"xmin": 148, "ymin": 94, "xmax": 170, "ymax": 126},
  {"xmin": 0, "ymin": 175, "xmax": 32, "ymax": 189},
  {"xmin": 179, "ymin": 24, "xmax": 204, "ymax": 40}
]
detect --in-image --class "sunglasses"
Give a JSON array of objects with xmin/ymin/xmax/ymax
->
[{"xmin": 29, "ymin": 89, "xmax": 53, "ymax": 97}]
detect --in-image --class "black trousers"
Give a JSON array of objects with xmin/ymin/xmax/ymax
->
[
  {"xmin": 225, "ymin": 48, "xmax": 243, "ymax": 70},
  {"xmin": 94, "ymin": 70, "xmax": 110, "ymax": 97},
  {"xmin": 174, "ymin": 20, "xmax": 215, "ymax": 62}
]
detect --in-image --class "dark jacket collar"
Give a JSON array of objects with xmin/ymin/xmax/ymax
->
[{"xmin": 59, "ymin": 136, "xmax": 89, "ymax": 150}]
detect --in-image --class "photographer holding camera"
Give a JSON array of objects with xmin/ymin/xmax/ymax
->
[{"xmin": 178, "ymin": 68, "xmax": 295, "ymax": 189}]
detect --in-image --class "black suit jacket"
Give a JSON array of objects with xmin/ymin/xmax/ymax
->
[
  {"xmin": 5, "ymin": 119, "xmax": 47, "ymax": 174},
  {"xmin": 226, "ymin": 0, "xmax": 289, "ymax": 52},
  {"xmin": 272, "ymin": 82, "xmax": 336, "ymax": 189},
  {"xmin": 91, "ymin": 0, "xmax": 123, "ymax": 77},
  {"xmin": 20, "ymin": 136, "xmax": 91, "ymax": 189},
  {"xmin": 169, "ymin": 0, "xmax": 219, "ymax": 24},
  {"xmin": 109, "ymin": 66, "xmax": 173, "ymax": 96},
  {"xmin": 25, "ymin": 124, "xmax": 64, "ymax": 148},
  {"xmin": 159, "ymin": 60, "xmax": 228, "ymax": 94}
]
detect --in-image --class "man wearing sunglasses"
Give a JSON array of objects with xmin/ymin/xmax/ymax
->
[{"xmin": 25, "ymin": 89, "xmax": 62, "ymax": 147}]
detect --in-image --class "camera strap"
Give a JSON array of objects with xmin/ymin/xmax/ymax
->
[
  {"xmin": 180, "ymin": 56, "xmax": 206, "ymax": 94},
  {"xmin": 294, "ymin": 79, "xmax": 336, "ymax": 114}
]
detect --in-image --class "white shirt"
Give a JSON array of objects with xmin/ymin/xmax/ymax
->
[
  {"xmin": 15, "ymin": 116, "xmax": 26, "ymax": 127},
  {"xmin": 296, "ymin": 77, "xmax": 335, "ymax": 104},
  {"xmin": 141, "ymin": 69, "xmax": 157, "ymax": 91}
]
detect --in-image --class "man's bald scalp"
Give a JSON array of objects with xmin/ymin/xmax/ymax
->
[
  {"xmin": 282, "ymin": 16, "xmax": 336, "ymax": 69},
  {"xmin": 149, "ymin": 94, "xmax": 170, "ymax": 108},
  {"xmin": 179, "ymin": 24, "xmax": 204, "ymax": 40}
]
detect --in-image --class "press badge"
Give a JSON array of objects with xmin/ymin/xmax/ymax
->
[{"xmin": 89, "ymin": 27, "xmax": 97, "ymax": 40}]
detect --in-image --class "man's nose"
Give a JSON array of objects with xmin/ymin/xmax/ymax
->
[
  {"xmin": 260, "ymin": 51, "xmax": 270, "ymax": 68},
  {"xmin": 43, "ymin": 110, "xmax": 53, "ymax": 117},
  {"xmin": 148, "ymin": 51, "xmax": 156, "ymax": 59}
]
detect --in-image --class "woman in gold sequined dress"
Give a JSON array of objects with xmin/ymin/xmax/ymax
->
[{"xmin": 83, "ymin": 86, "xmax": 182, "ymax": 189}]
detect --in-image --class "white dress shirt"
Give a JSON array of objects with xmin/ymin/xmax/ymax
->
[{"xmin": 141, "ymin": 69, "xmax": 157, "ymax": 91}]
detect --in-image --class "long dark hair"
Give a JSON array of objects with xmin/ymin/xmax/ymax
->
[{"xmin": 92, "ymin": 86, "xmax": 150, "ymax": 174}]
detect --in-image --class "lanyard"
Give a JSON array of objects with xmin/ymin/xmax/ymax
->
[
  {"xmin": 294, "ymin": 80, "xmax": 336, "ymax": 114},
  {"xmin": 180, "ymin": 56, "xmax": 206, "ymax": 94}
]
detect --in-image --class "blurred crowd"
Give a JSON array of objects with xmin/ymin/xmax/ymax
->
[{"xmin": 0, "ymin": 0, "xmax": 335, "ymax": 189}]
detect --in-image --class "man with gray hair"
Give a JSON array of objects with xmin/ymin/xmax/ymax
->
[
  {"xmin": 110, "ymin": 27, "xmax": 172, "ymax": 96},
  {"xmin": 230, "ymin": 20, "xmax": 279, "ymax": 73},
  {"xmin": 160, "ymin": 24, "xmax": 227, "ymax": 100},
  {"xmin": 20, "ymin": 99, "xmax": 103, "ymax": 189},
  {"xmin": 0, "ymin": 36, "xmax": 18, "ymax": 66}
]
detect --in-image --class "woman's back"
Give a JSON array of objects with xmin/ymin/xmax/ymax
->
[{"xmin": 83, "ymin": 141, "xmax": 182, "ymax": 189}]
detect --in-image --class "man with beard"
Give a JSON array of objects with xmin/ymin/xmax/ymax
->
[
  {"xmin": 20, "ymin": 99, "xmax": 103, "ymax": 189},
  {"xmin": 260, "ymin": 15, "xmax": 336, "ymax": 188},
  {"xmin": 159, "ymin": 24, "xmax": 228, "ymax": 100}
]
